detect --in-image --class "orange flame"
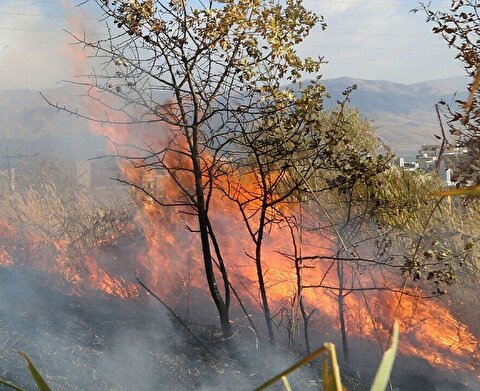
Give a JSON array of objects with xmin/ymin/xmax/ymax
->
[
  {"xmin": 28, "ymin": 3, "xmax": 476, "ymax": 376},
  {"xmin": 76, "ymin": 98, "xmax": 479, "ymax": 373},
  {"xmin": 0, "ymin": 247, "xmax": 14, "ymax": 267}
]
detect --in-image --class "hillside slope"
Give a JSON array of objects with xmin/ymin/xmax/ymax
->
[
  {"xmin": 0, "ymin": 76, "xmax": 468, "ymax": 159},
  {"xmin": 321, "ymin": 76, "xmax": 467, "ymax": 157}
]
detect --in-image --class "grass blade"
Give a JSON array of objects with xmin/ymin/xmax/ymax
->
[
  {"xmin": 254, "ymin": 345, "xmax": 328, "ymax": 390},
  {"xmin": 281, "ymin": 376, "xmax": 293, "ymax": 391},
  {"xmin": 0, "ymin": 378, "xmax": 27, "ymax": 391},
  {"xmin": 322, "ymin": 343, "xmax": 343, "ymax": 391},
  {"xmin": 18, "ymin": 352, "xmax": 52, "ymax": 391},
  {"xmin": 370, "ymin": 320, "xmax": 399, "ymax": 391},
  {"xmin": 255, "ymin": 343, "xmax": 344, "ymax": 391}
]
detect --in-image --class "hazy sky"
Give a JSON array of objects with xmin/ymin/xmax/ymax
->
[{"xmin": 0, "ymin": 0, "xmax": 464, "ymax": 91}]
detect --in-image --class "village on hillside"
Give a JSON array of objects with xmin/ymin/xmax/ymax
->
[{"xmin": 396, "ymin": 144, "xmax": 470, "ymax": 186}]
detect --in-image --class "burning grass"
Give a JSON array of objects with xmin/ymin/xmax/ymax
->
[{"xmin": 0, "ymin": 154, "xmax": 479, "ymax": 389}]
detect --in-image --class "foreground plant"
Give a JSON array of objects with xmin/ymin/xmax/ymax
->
[
  {"xmin": 0, "ymin": 352, "xmax": 52, "ymax": 391},
  {"xmin": 255, "ymin": 320, "xmax": 399, "ymax": 391},
  {"xmin": 435, "ymin": 185, "xmax": 480, "ymax": 197}
]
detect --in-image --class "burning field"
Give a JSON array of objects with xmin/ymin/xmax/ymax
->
[
  {"xmin": 0, "ymin": 1, "xmax": 478, "ymax": 389},
  {"xmin": 0, "ymin": 201, "xmax": 479, "ymax": 390},
  {"xmin": 0, "ymin": 86, "xmax": 478, "ymax": 390},
  {"xmin": 0, "ymin": 121, "xmax": 479, "ymax": 389}
]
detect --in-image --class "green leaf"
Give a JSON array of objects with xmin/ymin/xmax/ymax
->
[
  {"xmin": 370, "ymin": 320, "xmax": 399, "ymax": 391},
  {"xmin": 18, "ymin": 352, "xmax": 52, "ymax": 391}
]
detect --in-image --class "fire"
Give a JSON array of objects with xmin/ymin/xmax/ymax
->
[
  {"xmin": 0, "ymin": 219, "xmax": 140, "ymax": 298},
  {"xmin": 0, "ymin": 2, "xmax": 467, "ymax": 377},
  {"xmin": 114, "ymin": 136, "xmax": 479, "ymax": 372},
  {"xmin": 82, "ymin": 255, "xmax": 140, "ymax": 299},
  {"xmin": 0, "ymin": 247, "xmax": 13, "ymax": 267},
  {"xmin": 391, "ymin": 294, "xmax": 479, "ymax": 371},
  {"xmin": 63, "ymin": 91, "xmax": 478, "ymax": 372},
  {"xmin": 0, "ymin": 220, "xmax": 15, "ymax": 267}
]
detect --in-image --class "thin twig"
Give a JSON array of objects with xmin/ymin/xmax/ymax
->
[{"xmin": 135, "ymin": 273, "xmax": 219, "ymax": 362}]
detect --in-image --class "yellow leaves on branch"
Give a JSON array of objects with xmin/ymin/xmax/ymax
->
[
  {"xmin": 113, "ymin": 0, "xmax": 323, "ymax": 83},
  {"xmin": 124, "ymin": 0, "xmax": 155, "ymax": 17}
]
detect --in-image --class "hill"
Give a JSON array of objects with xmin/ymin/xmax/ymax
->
[
  {"xmin": 321, "ymin": 76, "xmax": 467, "ymax": 157},
  {"xmin": 0, "ymin": 76, "xmax": 468, "ymax": 160}
]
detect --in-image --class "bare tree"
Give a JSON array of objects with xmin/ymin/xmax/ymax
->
[
  {"xmin": 43, "ymin": 0, "xmax": 326, "ymax": 354},
  {"xmin": 217, "ymin": 81, "xmax": 328, "ymax": 345}
]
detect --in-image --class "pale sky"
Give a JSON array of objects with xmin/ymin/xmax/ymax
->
[{"xmin": 0, "ymin": 0, "xmax": 464, "ymax": 91}]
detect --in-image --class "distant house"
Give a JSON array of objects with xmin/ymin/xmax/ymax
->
[
  {"xmin": 396, "ymin": 144, "xmax": 469, "ymax": 186},
  {"xmin": 415, "ymin": 144, "xmax": 439, "ymax": 172},
  {"xmin": 396, "ymin": 157, "xmax": 418, "ymax": 171}
]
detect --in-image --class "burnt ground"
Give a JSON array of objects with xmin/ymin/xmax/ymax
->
[
  {"xmin": 0, "ymin": 266, "xmax": 248, "ymax": 391},
  {"xmin": 0, "ymin": 266, "xmax": 318, "ymax": 391},
  {"xmin": 0, "ymin": 266, "xmax": 478, "ymax": 391}
]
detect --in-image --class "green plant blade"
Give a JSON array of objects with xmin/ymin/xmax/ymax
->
[
  {"xmin": 18, "ymin": 352, "xmax": 52, "ymax": 391},
  {"xmin": 0, "ymin": 378, "xmax": 27, "ymax": 391},
  {"xmin": 322, "ymin": 353, "xmax": 331, "ymax": 390},
  {"xmin": 322, "ymin": 343, "xmax": 343, "ymax": 391},
  {"xmin": 370, "ymin": 320, "xmax": 399, "ymax": 391},
  {"xmin": 255, "ymin": 343, "xmax": 345, "ymax": 391},
  {"xmin": 327, "ymin": 343, "xmax": 343, "ymax": 391}
]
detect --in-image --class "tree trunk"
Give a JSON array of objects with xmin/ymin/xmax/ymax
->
[
  {"xmin": 256, "ymin": 206, "xmax": 275, "ymax": 345},
  {"xmin": 337, "ymin": 259, "xmax": 349, "ymax": 363},
  {"xmin": 191, "ymin": 125, "xmax": 235, "ymax": 356}
]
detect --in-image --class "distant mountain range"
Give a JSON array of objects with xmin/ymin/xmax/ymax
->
[
  {"xmin": 321, "ymin": 76, "xmax": 467, "ymax": 157},
  {"xmin": 0, "ymin": 76, "xmax": 468, "ymax": 162}
]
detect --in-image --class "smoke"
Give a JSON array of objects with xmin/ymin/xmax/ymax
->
[
  {"xmin": 0, "ymin": 1, "xmax": 74, "ymax": 91},
  {"xmin": 0, "ymin": 263, "xmax": 318, "ymax": 391},
  {"xmin": 0, "ymin": 265, "xmax": 237, "ymax": 390},
  {"xmin": 0, "ymin": 266, "xmax": 169, "ymax": 390}
]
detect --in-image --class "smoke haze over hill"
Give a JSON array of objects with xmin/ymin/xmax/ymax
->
[{"xmin": 0, "ymin": 76, "xmax": 467, "ymax": 161}]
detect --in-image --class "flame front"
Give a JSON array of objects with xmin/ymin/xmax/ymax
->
[
  {"xmin": 102, "ymin": 118, "xmax": 478, "ymax": 372},
  {"xmin": 0, "ymin": 5, "xmax": 474, "ymax": 376},
  {"xmin": 66, "ymin": 85, "xmax": 480, "ymax": 373}
]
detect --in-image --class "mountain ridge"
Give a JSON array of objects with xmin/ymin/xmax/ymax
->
[
  {"xmin": 0, "ymin": 76, "xmax": 469, "ymax": 159},
  {"xmin": 319, "ymin": 76, "xmax": 467, "ymax": 157}
]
